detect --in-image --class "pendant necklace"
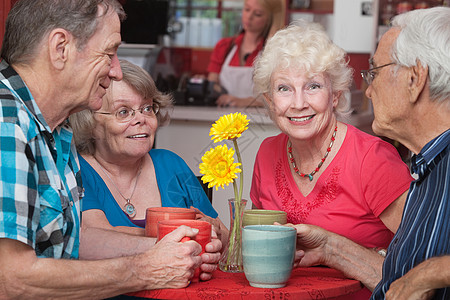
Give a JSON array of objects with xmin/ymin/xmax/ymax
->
[
  {"xmin": 287, "ymin": 125, "xmax": 337, "ymax": 182},
  {"xmin": 94, "ymin": 157, "xmax": 143, "ymax": 218}
]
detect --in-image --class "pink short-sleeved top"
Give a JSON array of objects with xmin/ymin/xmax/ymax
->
[{"xmin": 250, "ymin": 125, "xmax": 413, "ymax": 248}]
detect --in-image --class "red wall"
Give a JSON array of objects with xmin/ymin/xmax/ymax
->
[
  {"xmin": 1, "ymin": 1, "xmax": 12, "ymax": 47},
  {"xmin": 191, "ymin": 48, "xmax": 213, "ymax": 75},
  {"xmin": 347, "ymin": 53, "xmax": 370, "ymax": 90}
]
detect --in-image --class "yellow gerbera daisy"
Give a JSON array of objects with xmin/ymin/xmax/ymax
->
[
  {"xmin": 210, "ymin": 112, "xmax": 250, "ymax": 143},
  {"xmin": 199, "ymin": 144, "xmax": 242, "ymax": 190}
]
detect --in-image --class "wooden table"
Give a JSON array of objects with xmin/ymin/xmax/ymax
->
[{"xmin": 126, "ymin": 266, "xmax": 367, "ymax": 299}]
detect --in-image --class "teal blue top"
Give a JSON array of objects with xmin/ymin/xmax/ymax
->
[{"xmin": 80, "ymin": 149, "xmax": 217, "ymax": 227}]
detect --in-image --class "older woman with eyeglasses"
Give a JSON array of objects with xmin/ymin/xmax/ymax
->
[
  {"xmin": 69, "ymin": 60, "xmax": 225, "ymax": 240},
  {"xmin": 251, "ymin": 21, "xmax": 414, "ymax": 296}
]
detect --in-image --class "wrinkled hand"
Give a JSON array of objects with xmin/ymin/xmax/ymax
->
[
  {"xmin": 216, "ymin": 94, "xmax": 239, "ymax": 107},
  {"xmin": 192, "ymin": 207, "xmax": 221, "ymax": 233},
  {"xmin": 385, "ymin": 262, "xmax": 436, "ymax": 300},
  {"xmin": 216, "ymin": 95, "xmax": 262, "ymax": 107},
  {"xmin": 199, "ymin": 229, "xmax": 222, "ymax": 281},
  {"xmin": 289, "ymin": 224, "xmax": 330, "ymax": 268},
  {"xmin": 192, "ymin": 207, "xmax": 229, "ymax": 248},
  {"xmin": 137, "ymin": 226, "xmax": 202, "ymax": 289}
]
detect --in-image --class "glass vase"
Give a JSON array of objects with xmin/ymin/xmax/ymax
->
[{"xmin": 219, "ymin": 198, "xmax": 247, "ymax": 273}]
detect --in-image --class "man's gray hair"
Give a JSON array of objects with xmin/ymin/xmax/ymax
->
[
  {"xmin": 1, "ymin": 0, "xmax": 125, "ymax": 65},
  {"xmin": 391, "ymin": 7, "xmax": 450, "ymax": 104}
]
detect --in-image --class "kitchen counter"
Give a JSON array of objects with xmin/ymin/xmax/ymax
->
[{"xmin": 163, "ymin": 105, "xmax": 274, "ymax": 124}]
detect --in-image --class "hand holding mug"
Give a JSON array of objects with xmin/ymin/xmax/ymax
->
[
  {"xmin": 157, "ymin": 220, "xmax": 212, "ymax": 282},
  {"xmin": 137, "ymin": 225, "xmax": 203, "ymax": 289}
]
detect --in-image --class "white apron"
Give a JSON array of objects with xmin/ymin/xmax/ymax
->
[{"xmin": 219, "ymin": 45, "xmax": 255, "ymax": 98}]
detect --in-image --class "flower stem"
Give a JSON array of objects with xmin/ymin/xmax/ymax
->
[
  {"xmin": 224, "ymin": 198, "xmax": 243, "ymax": 271},
  {"xmin": 233, "ymin": 139, "xmax": 243, "ymax": 203},
  {"xmin": 233, "ymin": 177, "xmax": 239, "ymax": 204},
  {"xmin": 225, "ymin": 182, "xmax": 240, "ymax": 268},
  {"xmin": 228, "ymin": 139, "xmax": 243, "ymax": 269}
]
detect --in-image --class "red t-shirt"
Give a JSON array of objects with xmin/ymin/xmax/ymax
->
[
  {"xmin": 250, "ymin": 125, "xmax": 413, "ymax": 249},
  {"xmin": 207, "ymin": 32, "xmax": 265, "ymax": 74}
]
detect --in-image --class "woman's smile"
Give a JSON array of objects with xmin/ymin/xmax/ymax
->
[
  {"xmin": 127, "ymin": 133, "xmax": 149, "ymax": 139},
  {"xmin": 288, "ymin": 115, "xmax": 315, "ymax": 122}
]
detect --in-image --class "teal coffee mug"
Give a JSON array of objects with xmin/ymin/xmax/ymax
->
[{"xmin": 242, "ymin": 225, "xmax": 296, "ymax": 288}]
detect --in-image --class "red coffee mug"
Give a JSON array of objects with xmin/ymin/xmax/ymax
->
[
  {"xmin": 145, "ymin": 207, "xmax": 196, "ymax": 237},
  {"xmin": 157, "ymin": 219, "xmax": 212, "ymax": 282}
]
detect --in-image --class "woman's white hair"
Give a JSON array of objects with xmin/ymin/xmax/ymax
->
[{"xmin": 253, "ymin": 20, "xmax": 353, "ymax": 120}]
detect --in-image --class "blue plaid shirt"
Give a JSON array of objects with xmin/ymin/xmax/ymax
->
[
  {"xmin": 371, "ymin": 129, "xmax": 450, "ymax": 299},
  {"xmin": 0, "ymin": 60, "xmax": 82, "ymax": 259}
]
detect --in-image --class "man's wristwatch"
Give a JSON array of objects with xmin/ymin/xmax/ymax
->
[{"xmin": 374, "ymin": 247, "xmax": 387, "ymax": 257}]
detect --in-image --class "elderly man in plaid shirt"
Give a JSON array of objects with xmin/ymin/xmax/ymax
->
[{"xmin": 0, "ymin": 1, "xmax": 221, "ymax": 299}]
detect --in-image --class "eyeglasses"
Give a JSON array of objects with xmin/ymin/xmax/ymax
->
[
  {"xmin": 95, "ymin": 103, "xmax": 160, "ymax": 123},
  {"xmin": 361, "ymin": 62, "xmax": 396, "ymax": 85}
]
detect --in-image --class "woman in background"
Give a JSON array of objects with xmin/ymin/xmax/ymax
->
[{"xmin": 207, "ymin": 0, "xmax": 285, "ymax": 107}]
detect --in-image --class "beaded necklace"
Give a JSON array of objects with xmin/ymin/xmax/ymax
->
[{"xmin": 287, "ymin": 125, "xmax": 337, "ymax": 182}]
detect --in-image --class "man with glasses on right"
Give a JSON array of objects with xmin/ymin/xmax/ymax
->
[
  {"xmin": 363, "ymin": 6, "xmax": 449, "ymax": 299},
  {"xmin": 290, "ymin": 6, "xmax": 449, "ymax": 300}
]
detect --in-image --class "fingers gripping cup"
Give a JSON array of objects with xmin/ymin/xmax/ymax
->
[
  {"xmin": 145, "ymin": 207, "xmax": 196, "ymax": 237},
  {"xmin": 242, "ymin": 225, "xmax": 296, "ymax": 288},
  {"xmin": 157, "ymin": 219, "xmax": 212, "ymax": 282},
  {"xmin": 156, "ymin": 219, "xmax": 212, "ymax": 246}
]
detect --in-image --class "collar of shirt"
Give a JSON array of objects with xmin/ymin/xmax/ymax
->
[
  {"xmin": 234, "ymin": 32, "xmax": 245, "ymax": 46},
  {"xmin": 234, "ymin": 32, "xmax": 265, "ymax": 53},
  {"xmin": 0, "ymin": 60, "xmax": 51, "ymax": 134},
  {"xmin": 411, "ymin": 129, "xmax": 450, "ymax": 179}
]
